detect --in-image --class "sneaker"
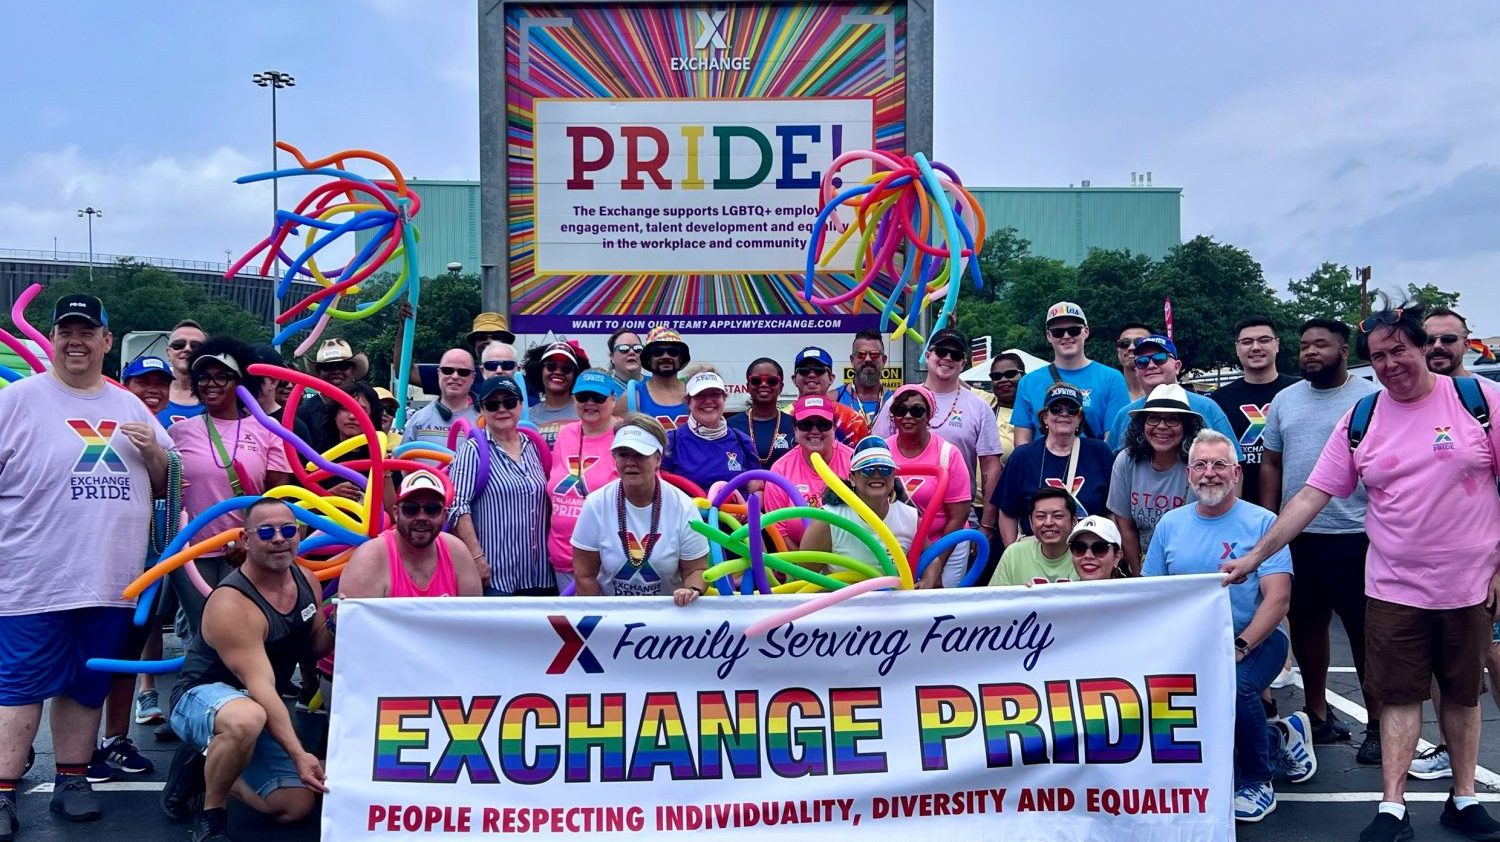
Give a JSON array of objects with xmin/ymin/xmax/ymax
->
[
  {"xmin": 1279, "ymin": 711, "xmax": 1318, "ymax": 784},
  {"xmin": 1359, "ymin": 810, "xmax": 1414, "ymax": 842},
  {"xmin": 161, "ymin": 745, "xmax": 206, "ymax": 822},
  {"xmin": 94, "ymin": 735, "xmax": 154, "ymax": 776},
  {"xmin": 1441, "ymin": 791, "xmax": 1500, "ymax": 841},
  {"xmin": 191, "ymin": 807, "xmax": 231, "ymax": 842},
  {"xmin": 1308, "ymin": 708, "xmax": 1352, "ymax": 743},
  {"xmin": 1271, "ymin": 665, "xmax": 1297, "ymax": 689},
  {"xmin": 0, "ymin": 798, "xmax": 17, "ymax": 842},
  {"xmin": 1233, "ymin": 782, "xmax": 1277, "ymax": 822},
  {"xmin": 1357, "ymin": 727, "xmax": 1384, "ymax": 766},
  {"xmin": 48, "ymin": 776, "xmax": 102, "ymax": 822},
  {"xmin": 1410, "ymin": 744, "xmax": 1453, "ymax": 780},
  {"xmin": 84, "ymin": 752, "xmax": 114, "ymax": 784},
  {"xmin": 134, "ymin": 689, "xmax": 164, "ymax": 725},
  {"xmin": 154, "ymin": 721, "xmax": 180, "ymax": 743}
]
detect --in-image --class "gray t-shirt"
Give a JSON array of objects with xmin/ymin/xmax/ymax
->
[
  {"xmin": 1262, "ymin": 376, "xmax": 1378, "ymax": 534},
  {"xmin": 1106, "ymin": 451, "xmax": 1195, "ymax": 556},
  {"xmin": 530, "ymin": 401, "xmax": 579, "ymax": 448},
  {"xmin": 401, "ymin": 399, "xmax": 480, "ymax": 451}
]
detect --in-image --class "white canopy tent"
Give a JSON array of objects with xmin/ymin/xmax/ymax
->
[{"xmin": 959, "ymin": 347, "xmax": 1048, "ymax": 385}]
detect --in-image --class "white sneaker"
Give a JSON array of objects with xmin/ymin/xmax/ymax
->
[
  {"xmin": 1409, "ymin": 744, "xmax": 1452, "ymax": 780},
  {"xmin": 1279, "ymin": 711, "xmax": 1317, "ymax": 784},
  {"xmin": 1270, "ymin": 666, "xmax": 1297, "ymax": 689},
  {"xmin": 1233, "ymin": 782, "xmax": 1277, "ymax": 822}
]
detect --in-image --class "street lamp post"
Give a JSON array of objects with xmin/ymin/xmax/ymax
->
[
  {"xmin": 252, "ymin": 69, "xmax": 295, "ymax": 329},
  {"xmin": 77, "ymin": 207, "xmax": 102, "ymax": 284}
]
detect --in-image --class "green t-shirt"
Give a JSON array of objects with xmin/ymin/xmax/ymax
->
[{"xmin": 988, "ymin": 536, "xmax": 1074, "ymax": 586}]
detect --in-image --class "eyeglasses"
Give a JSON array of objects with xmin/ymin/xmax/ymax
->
[
  {"xmin": 481, "ymin": 360, "xmax": 518, "ymax": 372},
  {"xmin": 439, "ymin": 366, "xmax": 473, "ymax": 377},
  {"xmin": 748, "ymin": 374, "xmax": 782, "ymax": 387},
  {"xmin": 1235, "ymin": 336, "xmax": 1276, "ymax": 348},
  {"xmin": 795, "ymin": 366, "xmax": 830, "ymax": 378},
  {"xmin": 855, "ymin": 465, "xmax": 895, "ymax": 478},
  {"xmin": 890, "ymin": 403, "xmax": 928, "ymax": 418},
  {"xmin": 1144, "ymin": 414, "xmax": 1183, "ymax": 428},
  {"xmin": 398, "ymin": 502, "xmax": 446, "ymax": 518},
  {"xmin": 649, "ymin": 347, "xmax": 680, "ymax": 359},
  {"xmin": 1425, "ymin": 333, "xmax": 1464, "ymax": 347},
  {"xmin": 168, "ymin": 339, "xmax": 203, "ymax": 351},
  {"xmin": 482, "ymin": 396, "xmax": 522, "ymax": 412},
  {"xmin": 543, "ymin": 360, "xmax": 576, "ymax": 375},
  {"xmin": 1048, "ymin": 326, "xmax": 1084, "ymax": 339},
  {"xmin": 929, "ymin": 347, "xmax": 966, "ymax": 363},
  {"xmin": 574, "ymin": 392, "xmax": 610, "ymax": 404},
  {"xmin": 197, "ymin": 372, "xmax": 238, "ymax": 387},
  {"xmin": 795, "ymin": 418, "xmax": 834, "ymax": 432},
  {"xmin": 1358, "ymin": 308, "xmax": 1405, "ymax": 334},
  {"xmin": 1047, "ymin": 403, "xmax": 1080, "ymax": 417},
  {"xmin": 1134, "ymin": 352, "xmax": 1172, "ymax": 368},
  {"xmin": 613, "ymin": 343, "xmax": 644, "ymax": 355},
  {"xmin": 254, "ymin": 524, "xmax": 299, "ymax": 541},
  {"xmin": 1069, "ymin": 540, "xmax": 1114, "ymax": 556},
  {"xmin": 990, "ymin": 370, "xmax": 1022, "ymax": 381},
  {"xmin": 1189, "ymin": 459, "xmax": 1235, "ymax": 472}
]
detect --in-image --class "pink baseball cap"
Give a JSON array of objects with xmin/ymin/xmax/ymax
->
[{"xmin": 792, "ymin": 395, "xmax": 836, "ymax": 421}]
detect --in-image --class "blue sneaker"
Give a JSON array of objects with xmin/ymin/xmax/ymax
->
[
  {"xmin": 1280, "ymin": 711, "xmax": 1318, "ymax": 784},
  {"xmin": 1234, "ymin": 782, "xmax": 1277, "ymax": 822},
  {"xmin": 88, "ymin": 735, "xmax": 154, "ymax": 782}
]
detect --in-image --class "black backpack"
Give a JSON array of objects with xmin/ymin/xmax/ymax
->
[{"xmin": 1347, "ymin": 376, "xmax": 1490, "ymax": 451}]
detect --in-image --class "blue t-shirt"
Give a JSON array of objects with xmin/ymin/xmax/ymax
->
[
  {"xmin": 664, "ymin": 427, "xmax": 761, "ymax": 490},
  {"xmin": 728, "ymin": 412, "xmax": 796, "ymax": 469},
  {"xmin": 156, "ymin": 399, "xmax": 205, "ymax": 429},
  {"xmin": 1106, "ymin": 390, "xmax": 1244, "ymax": 459},
  {"xmin": 1143, "ymin": 499, "xmax": 1293, "ymax": 634},
  {"xmin": 1012, "ymin": 361, "xmax": 1129, "ymax": 440},
  {"xmin": 991, "ymin": 438, "xmax": 1113, "ymax": 532}
]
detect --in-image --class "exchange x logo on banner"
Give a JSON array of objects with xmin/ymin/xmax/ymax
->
[{"xmin": 547, "ymin": 615, "xmax": 604, "ymax": 674}]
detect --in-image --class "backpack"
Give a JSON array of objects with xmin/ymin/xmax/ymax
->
[{"xmin": 1347, "ymin": 376, "xmax": 1490, "ymax": 451}]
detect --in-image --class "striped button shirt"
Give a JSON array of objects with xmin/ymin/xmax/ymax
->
[{"xmin": 451, "ymin": 433, "xmax": 553, "ymax": 593}]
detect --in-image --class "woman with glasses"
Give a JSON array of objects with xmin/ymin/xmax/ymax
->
[
  {"xmin": 453, "ymin": 376, "xmax": 555, "ymax": 596},
  {"xmin": 1067, "ymin": 515, "xmax": 1128, "ymax": 581},
  {"xmin": 318, "ymin": 381, "xmax": 399, "ymax": 524},
  {"xmin": 606, "ymin": 328, "xmax": 645, "ymax": 389},
  {"xmin": 546, "ymin": 370, "xmax": 621, "ymax": 591},
  {"xmin": 664, "ymin": 370, "xmax": 761, "ymax": 492},
  {"xmin": 1107, "ymin": 383, "xmax": 1202, "ymax": 574},
  {"xmin": 988, "ymin": 353, "xmax": 1026, "ymax": 463},
  {"xmin": 886, "ymin": 385, "xmax": 974, "ymax": 588},
  {"xmin": 992, "ymin": 382, "xmax": 1113, "ymax": 546},
  {"xmin": 167, "ymin": 338, "xmax": 294, "ymax": 640},
  {"xmin": 801, "ymin": 437, "xmax": 918, "ymax": 569},
  {"xmin": 762, "ymin": 395, "xmax": 854, "ymax": 546},
  {"xmin": 572, "ymin": 416, "xmax": 709, "ymax": 604},
  {"xmin": 728, "ymin": 358, "xmax": 797, "ymax": 469},
  {"xmin": 525, "ymin": 341, "xmax": 590, "ymax": 448}
]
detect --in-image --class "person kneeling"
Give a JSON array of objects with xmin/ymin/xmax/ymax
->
[{"xmin": 161, "ymin": 498, "xmax": 333, "ymax": 841}]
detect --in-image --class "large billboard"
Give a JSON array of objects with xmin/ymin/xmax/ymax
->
[{"xmin": 499, "ymin": 2, "xmax": 909, "ymax": 336}]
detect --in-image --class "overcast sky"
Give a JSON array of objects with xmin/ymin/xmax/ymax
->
[{"xmin": 4, "ymin": 1, "xmax": 1496, "ymax": 331}]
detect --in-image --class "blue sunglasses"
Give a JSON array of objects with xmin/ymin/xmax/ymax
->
[
  {"xmin": 855, "ymin": 465, "xmax": 895, "ymax": 478},
  {"xmin": 254, "ymin": 524, "xmax": 299, "ymax": 541}
]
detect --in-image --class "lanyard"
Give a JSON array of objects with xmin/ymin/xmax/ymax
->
[{"xmin": 204, "ymin": 414, "xmax": 247, "ymax": 496}]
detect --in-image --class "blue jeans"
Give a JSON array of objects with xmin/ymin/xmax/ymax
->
[
  {"xmin": 1236, "ymin": 629, "xmax": 1289, "ymax": 787},
  {"xmin": 171, "ymin": 683, "xmax": 304, "ymax": 799}
]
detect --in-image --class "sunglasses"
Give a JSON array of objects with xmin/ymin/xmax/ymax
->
[
  {"xmin": 1047, "ymin": 403, "xmax": 1080, "ymax": 417},
  {"xmin": 482, "ymin": 396, "xmax": 522, "ymax": 412},
  {"xmin": 318, "ymin": 361, "xmax": 354, "ymax": 371},
  {"xmin": 929, "ymin": 347, "xmax": 966, "ymax": 363},
  {"xmin": 481, "ymin": 360, "xmax": 518, "ymax": 372},
  {"xmin": 398, "ymin": 501, "xmax": 446, "ymax": 518},
  {"xmin": 649, "ymin": 347, "xmax": 681, "ymax": 359},
  {"xmin": 1358, "ymin": 308, "xmax": 1405, "ymax": 334},
  {"xmin": 795, "ymin": 418, "xmax": 834, "ymax": 432},
  {"xmin": 1115, "ymin": 339, "xmax": 1138, "ymax": 350},
  {"xmin": 197, "ymin": 372, "xmax": 238, "ymax": 387},
  {"xmin": 853, "ymin": 351, "xmax": 884, "ymax": 361},
  {"xmin": 1425, "ymin": 333, "xmax": 1464, "ymax": 347},
  {"xmin": 1049, "ymin": 326, "xmax": 1084, "ymax": 339},
  {"xmin": 254, "ymin": 524, "xmax": 299, "ymax": 541},
  {"xmin": 1134, "ymin": 352, "xmax": 1172, "ymax": 368},
  {"xmin": 891, "ymin": 403, "xmax": 928, "ymax": 418},
  {"xmin": 855, "ymin": 465, "xmax": 895, "ymax": 478},
  {"xmin": 439, "ymin": 366, "xmax": 473, "ymax": 377},
  {"xmin": 795, "ymin": 366, "xmax": 830, "ymax": 378},
  {"xmin": 574, "ymin": 392, "xmax": 610, "ymax": 404},
  {"xmin": 613, "ymin": 343, "xmax": 644, "ymax": 354},
  {"xmin": 168, "ymin": 339, "xmax": 203, "ymax": 351},
  {"xmin": 748, "ymin": 374, "xmax": 782, "ymax": 387},
  {"xmin": 543, "ymin": 360, "xmax": 576, "ymax": 375},
  {"xmin": 990, "ymin": 370, "xmax": 1022, "ymax": 381},
  {"xmin": 1069, "ymin": 539, "xmax": 1114, "ymax": 556}
]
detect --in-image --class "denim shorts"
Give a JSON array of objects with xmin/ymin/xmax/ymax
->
[{"xmin": 170, "ymin": 682, "xmax": 305, "ymax": 799}]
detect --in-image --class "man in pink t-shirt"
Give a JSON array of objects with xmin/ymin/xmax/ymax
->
[{"xmin": 1223, "ymin": 306, "xmax": 1500, "ymax": 840}]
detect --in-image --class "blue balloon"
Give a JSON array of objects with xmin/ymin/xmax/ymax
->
[
  {"xmin": 86, "ymin": 656, "xmax": 185, "ymax": 675},
  {"xmin": 915, "ymin": 529, "xmax": 991, "ymax": 587}
]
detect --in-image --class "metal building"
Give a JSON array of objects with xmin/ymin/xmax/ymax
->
[{"xmin": 352, "ymin": 180, "xmax": 481, "ymax": 280}]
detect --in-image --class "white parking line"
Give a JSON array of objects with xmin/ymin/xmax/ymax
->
[
  {"xmin": 1278, "ymin": 792, "xmax": 1500, "ymax": 802},
  {"xmin": 27, "ymin": 781, "xmax": 165, "ymax": 794}
]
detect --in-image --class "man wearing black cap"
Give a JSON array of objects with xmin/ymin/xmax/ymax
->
[{"xmin": 0, "ymin": 295, "xmax": 173, "ymax": 835}]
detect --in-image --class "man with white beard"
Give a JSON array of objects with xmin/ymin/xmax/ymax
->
[{"xmin": 1144, "ymin": 429, "xmax": 1314, "ymax": 823}]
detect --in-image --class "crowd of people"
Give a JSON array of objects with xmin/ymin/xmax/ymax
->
[{"xmin": 1, "ymin": 292, "xmax": 1499, "ymax": 842}]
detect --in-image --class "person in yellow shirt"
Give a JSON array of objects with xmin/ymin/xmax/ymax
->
[{"xmin": 988, "ymin": 353, "xmax": 1025, "ymax": 463}]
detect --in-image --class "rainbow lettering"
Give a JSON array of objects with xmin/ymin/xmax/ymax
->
[
  {"xmin": 1146, "ymin": 675, "xmax": 1203, "ymax": 763},
  {"xmin": 628, "ymin": 692, "xmax": 697, "ymax": 781},
  {"xmin": 499, "ymin": 694, "xmax": 560, "ymax": 784},
  {"xmin": 696, "ymin": 690, "xmax": 760, "ymax": 779},
  {"xmin": 433, "ymin": 697, "xmax": 500, "ymax": 784},
  {"xmin": 830, "ymin": 688, "xmax": 887, "ymax": 774},
  {"xmin": 765, "ymin": 689, "xmax": 826, "ymax": 778},
  {"xmin": 1079, "ymin": 678, "xmax": 1143, "ymax": 764},
  {"xmin": 915, "ymin": 685, "xmax": 975, "ymax": 771},
  {"xmin": 566, "ymin": 694, "xmax": 627, "ymax": 783},
  {"xmin": 980, "ymin": 683, "xmax": 1048, "ymax": 767},
  {"xmin": 1045, "ymin": 680, "xmax": 1080, "ymax": 764},
  {"xmin": 375, "ymin": 697, "xmax": 433, "ymax": 782}
]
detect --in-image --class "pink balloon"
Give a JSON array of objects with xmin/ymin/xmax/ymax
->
[{"xmin": 743, "ymin": 576, "xmax": 901, "ymax": 638}]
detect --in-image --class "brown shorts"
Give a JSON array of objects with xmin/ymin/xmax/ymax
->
[{"xmin": 1364, "ymin": 599, "xmax": 1492, "ymax": 706}]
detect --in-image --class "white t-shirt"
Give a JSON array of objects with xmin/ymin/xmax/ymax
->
[
  {"xmin": 571, "ymin": 478, "xmax": 710, "ymax": 596},
  {"xmin": 826, "ymin": 501, "xmax": 918, "ymax": 574},
  {"xmin": 0, "ymin": 374, "xmax": 173, "ymax": 615}
]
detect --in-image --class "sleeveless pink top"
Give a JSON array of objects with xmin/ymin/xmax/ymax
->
[{"xmin": 385, "ymin": 530, "xmax": 459, "ymax": 597}]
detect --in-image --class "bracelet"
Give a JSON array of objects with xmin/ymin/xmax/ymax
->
[{"xmin": 688, "ymin": 585, "xmax": 705, "ymax": 594}]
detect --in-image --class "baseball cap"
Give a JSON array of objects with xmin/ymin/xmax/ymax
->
[
  {"xmin": 928, "ymin": 328, "xmax": 970, "ymax": 358},
  {"xmin": 1069, "ymin": 515, "xmax": 1122, "ymax": 547},
  {"xmin": 1044, "ymin": 382, "xmax": 1083, "ymax": 408},
  {"xmin": 249, "ymin": 344, "xmax": 286, "ymax": 369},
  {"xmin": 473, "ymin": 375, "xmax": 523, "ymax": 402},
  {"xmin": 397, "ymin": 469, "xmax": 451, "ymax": 504},
  {"xmin": 1133, "ymin": 334, "xmax": 1178, "ymax": 358},
  {"xmin": 573, "ymin": 369, "xmax": 621, "ymax": 397},
  {"xmin": 1045, "ymin": 301, "xmax": 1087, "ymax": 326},
  {"xmin": 850, "ymin": 435, "xmax": 897, "ymax": 473},
  {"xmin": 190, "ymin": 353, "xmax": 242, "ymax": 376},
  {"xmin": 541, "ymin": 342, "xmax": 578, "ymax": 364},
  {"xmin": 792, "ymin": 395, "xmax": 836, "ymax": 421},
  {"xmin": 53, "ymin": 294, "xmax": 108, "ymax": 328},
  {"xmin": 685, "ymin": 371, "xmax": 728, "ymax": 397},
  {"xmin": 793, "ymin": 347, "xmax": 833, "ymax": 369},
  {"xmin": 612, "ymin": 424, "xmax": 663, "ymax": 456},
  {"xmin": 122, "ymin": 356, "xmax": 171, "ymax": 381}
]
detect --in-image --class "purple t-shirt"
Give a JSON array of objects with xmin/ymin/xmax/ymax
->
[{"xmin": 664, "ymin": 426, "xmax": 760, "ymax": 491}]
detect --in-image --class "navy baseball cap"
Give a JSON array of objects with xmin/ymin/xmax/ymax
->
[
  {"xmin": 53, "ymin": 294, "xmax": 108, "ymax": 328},
  {"xmin": 1044, "ymin": 382, "xmax": 1084, "ymax": 408},
  {"xmin": 122, "ymin": 356, "xmax": 171, "ymax": 381},
  {"xmin": 473, "ymin": 375, "xmax": 523, "ymax": 402},
  {"xmin": 794, "ymin": 347, "xmax": 833, "ymax": 369},
  {"xmin": 1134, "ymin": 334, "xmax": 1179, "ymax": 358}
]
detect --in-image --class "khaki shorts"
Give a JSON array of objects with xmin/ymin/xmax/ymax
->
[{"xmin": 1365, "ymin": 599, "xmax": 1492, "ymax": 706}]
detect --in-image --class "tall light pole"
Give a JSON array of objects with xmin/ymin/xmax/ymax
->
[
  {"xmin": 252, "ymin": 69, "xmax": 295, "ymax": 328},
  {"xmin": 77, "ymin": 207, "xmax": 102, "ymax": 283}
]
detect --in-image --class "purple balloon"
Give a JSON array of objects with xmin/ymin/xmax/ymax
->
[
  {"xmin": 746, "ymin": 494, "xmax": 774, "ymax": 595},
  {"xmin": 237, "ymin": 385, "xmax": 366, "ymax": 487}
]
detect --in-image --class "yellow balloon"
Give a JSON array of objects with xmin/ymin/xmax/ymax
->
[
  {"xmin": 808, "ymin": 452, "xmax": 913, "ymax": 589},
  {"xmin": 265, "ymin": 485, "xmax": 366, "ymax": 534}
]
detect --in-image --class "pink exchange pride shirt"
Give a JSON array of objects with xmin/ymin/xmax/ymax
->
[{"xmin": 1306, "ymin": 376, "xmax": 1500, "ymax": 609}]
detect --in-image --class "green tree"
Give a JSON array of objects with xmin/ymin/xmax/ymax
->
[
  {"xmin": 1072, "ymin": 248, "xmax": 1157, "ymax": 362},
  {"xmin": 962, "ymin": 227, "xmax": 1032, "ymax": 303},
  {"xmin": 1141, "ymin": 236, "xmax": 1287, "ymax": 372},
  {"xmin": 1287, "ymin": 262, "xmax": 1359, "ymax": 324},
  {"xmin": 331, "ymin": 271, "xmax": 483, "ymax": 387},
  {"xmin": 1401, "ymin": 282, "xmax": 1460, "ymax": 311}
]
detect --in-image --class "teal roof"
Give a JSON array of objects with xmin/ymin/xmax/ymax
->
[{"xmin": 968, "ymin": 187, "xmax": 1182, "ymax": 263}]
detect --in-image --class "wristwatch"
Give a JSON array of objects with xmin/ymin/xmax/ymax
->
[{"xmin": 1234, "ymin": 636, "xmax": 1249, "ymax": 655}]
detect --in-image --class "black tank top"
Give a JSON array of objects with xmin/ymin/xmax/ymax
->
[{"xmin": 173, "ymin": 567, "xmax": 317, "ymax": 710}]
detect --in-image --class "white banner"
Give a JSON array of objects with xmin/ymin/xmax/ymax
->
[{"xmin": 325, "ymin": 576, "xmax": 1235, "ymax": 842}]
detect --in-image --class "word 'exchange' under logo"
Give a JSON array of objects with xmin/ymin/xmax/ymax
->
[{"xmin": 547, "ymin": 615, "xmax": 605, "ymax": 675}]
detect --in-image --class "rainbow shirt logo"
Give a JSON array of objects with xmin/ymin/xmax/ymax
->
[
  {"xmin": 1237, "ymin": 404, "xmax": 1269, "ymax": 447},
  {"xmin": 67, "ymin": 419, "xmax": 127, "ymax": 474},
  {"xmin": 553, "ymin": 455, "xmax": 599, "ymax": 497}
]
